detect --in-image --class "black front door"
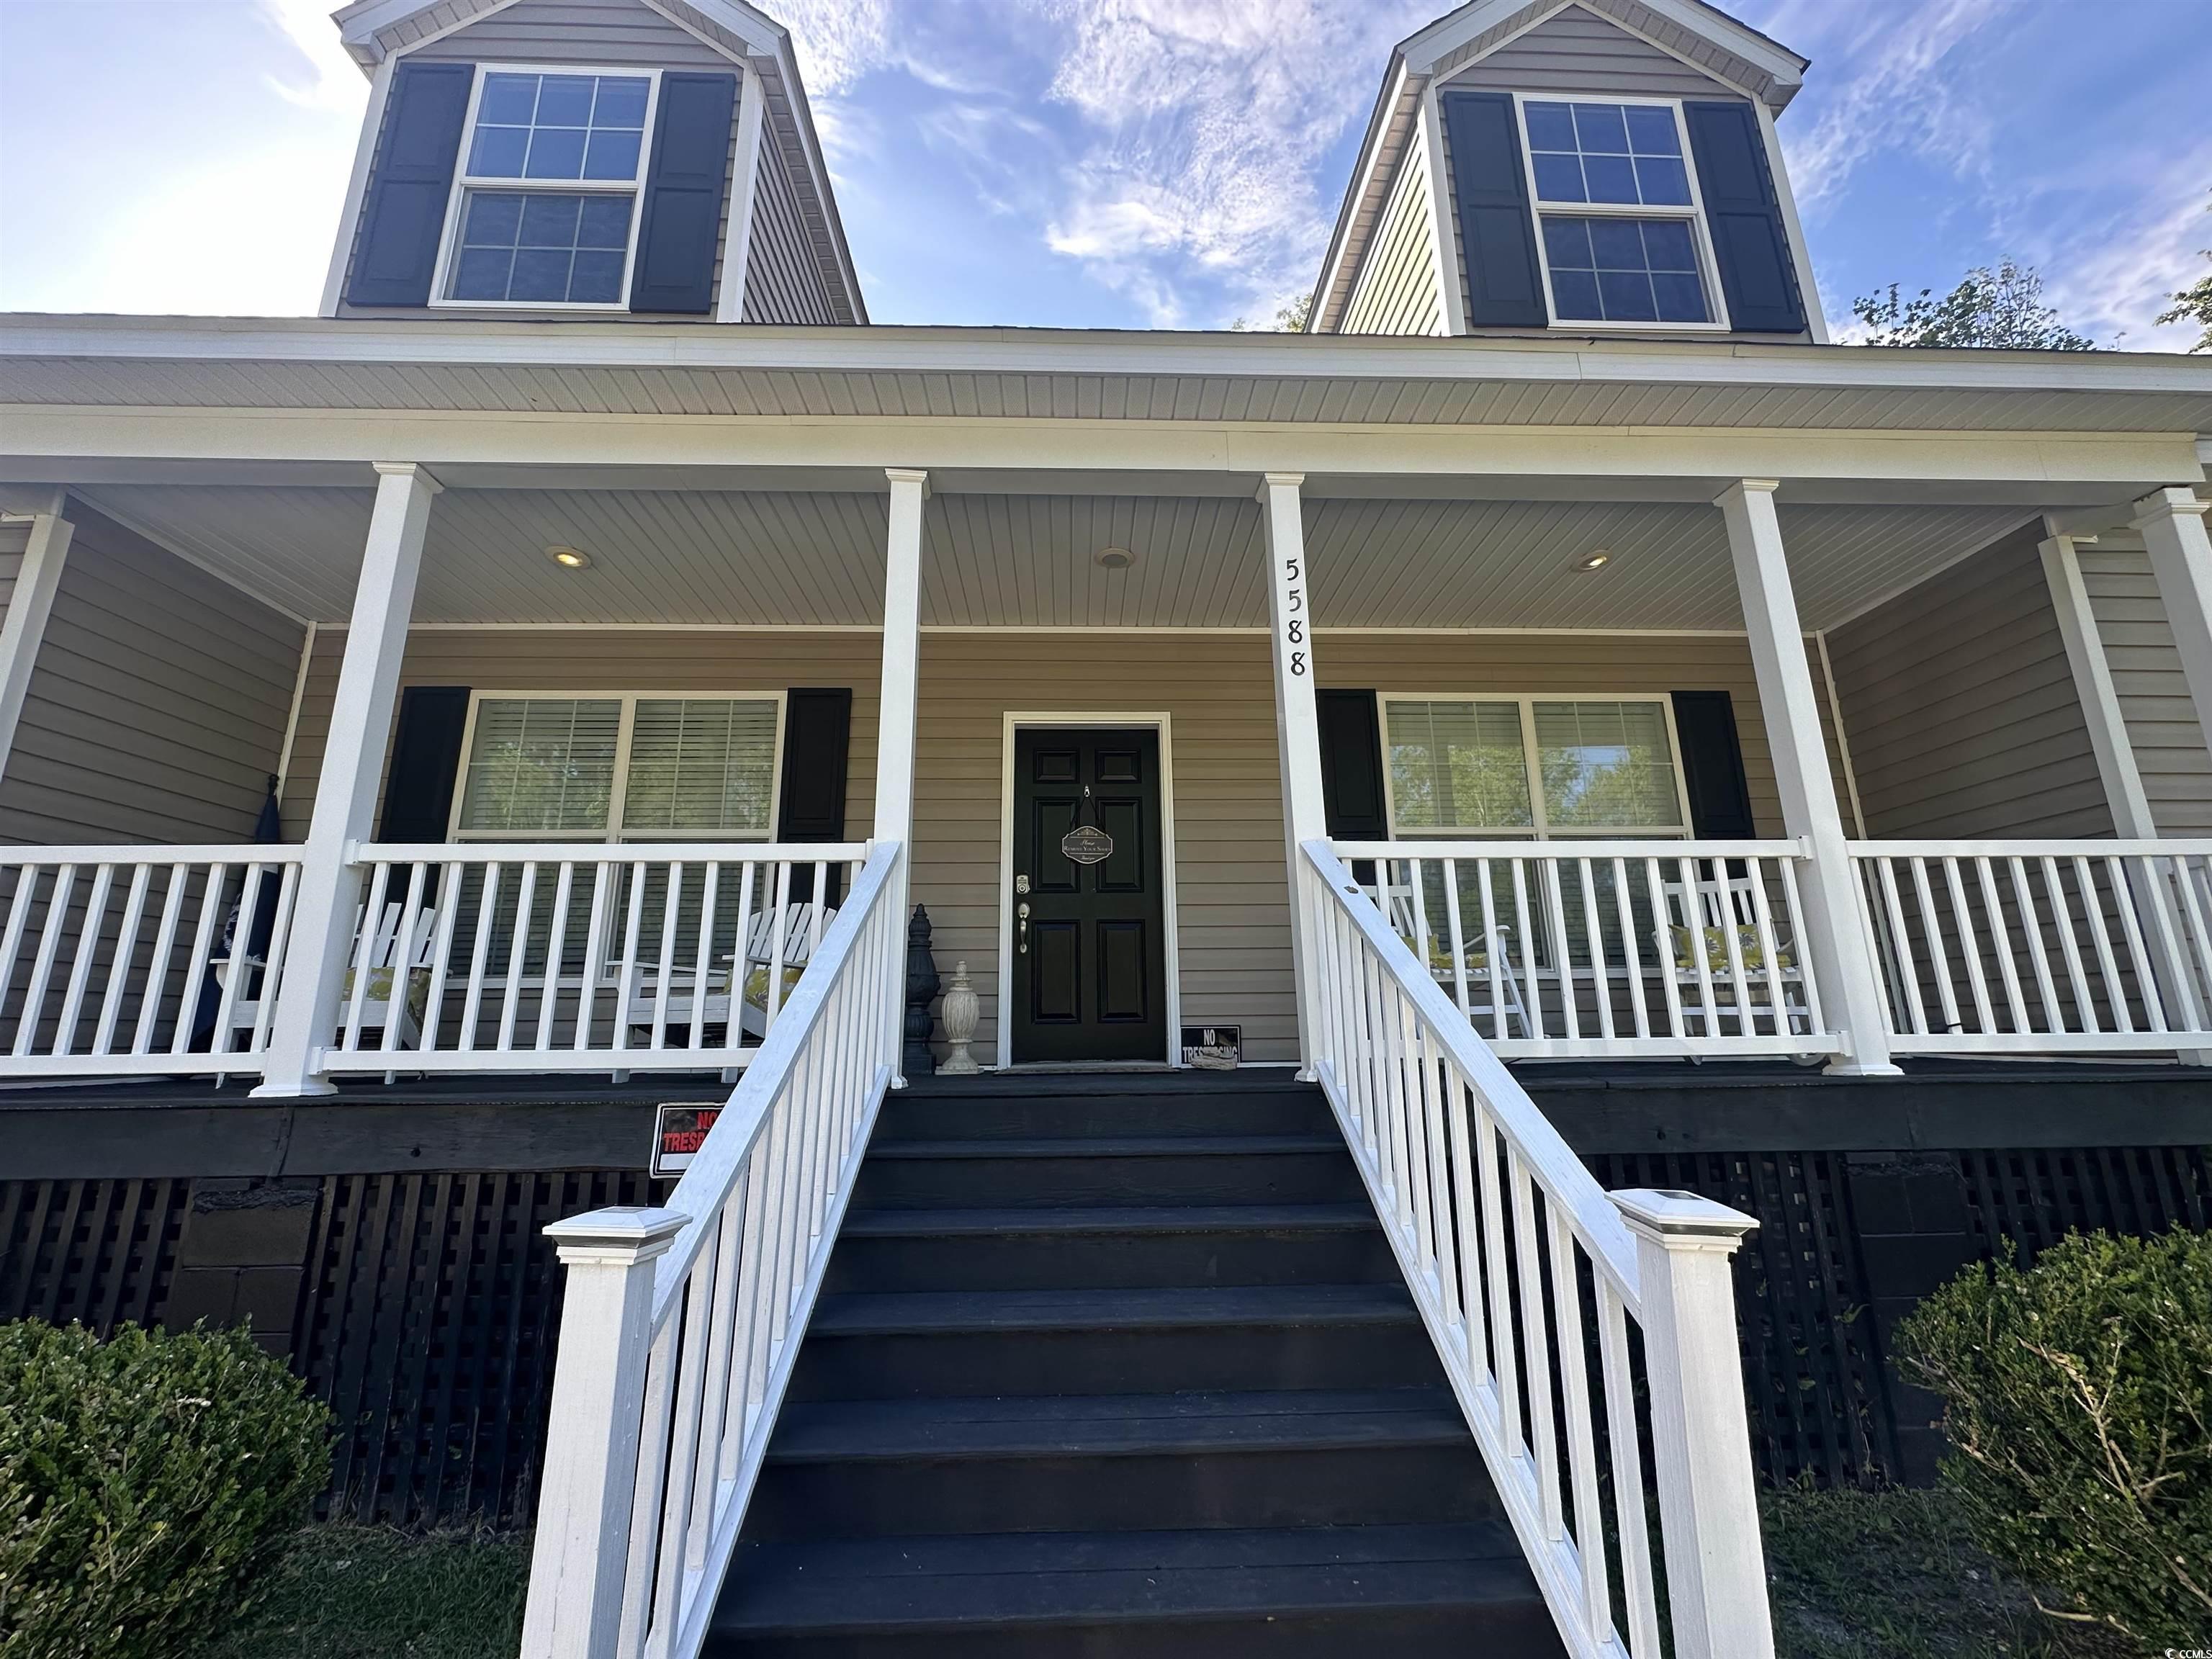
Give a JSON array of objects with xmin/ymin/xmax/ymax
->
[{"xmin": 1010, "ymin": 727, "xmax": 1167, "ymax": 1063}]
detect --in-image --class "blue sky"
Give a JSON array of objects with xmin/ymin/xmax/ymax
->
[{"xmin": 1, "ymin": 0, "xmax": 2208, "ymax": 347}]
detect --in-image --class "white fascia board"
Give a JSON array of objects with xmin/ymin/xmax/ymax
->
[
  {"xmin": 1313, "ymin": 57, "xmax": 1416, "ymax": 333},
  {"xmin": 5, "ymin": 315, "xmax": 2212, "ymax": 400}
]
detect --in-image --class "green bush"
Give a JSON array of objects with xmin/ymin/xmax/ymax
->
[
  {"xmin": 1895, "ymin": 1228, "xmax": 2212, "ymax": 1645},
  {"xmin": 0, "ymin": 1320, "xmax": 332, "ymax": 1659}
]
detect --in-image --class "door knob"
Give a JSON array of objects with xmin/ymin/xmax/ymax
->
[{"xmin": 1017, "ymin": 902, "xmax": 1030, "ymax": 954}]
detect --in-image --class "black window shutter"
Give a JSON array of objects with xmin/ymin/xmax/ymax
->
[
  {"xmin": 1671, "ymin": 690, "xmax": 1756, "ymax": 838},
  {"xmin": 1317, "ymin": 690, "xmax": 1389, "ymax": 839},
  {"xmin": 1683, "ymin": 100, "xmax": 1805, "ymax": 334},
  {"xmin": 347, "ymin": 62, "xmax": 475, "ymax": 309},
  {"xmin": 380, "ymin": 687, "xmax": 472, "ymax": 841},
  {"xmin": 1439, "ymin": 91, "xmax": 1547, "ymax": 328},
  {"xmin": 630, "ymin": 72, "xmax": 737, "ymax": 315},
  {"xmin": 778, "ymin": 688, "xmax": 853, "ymax": 903}
]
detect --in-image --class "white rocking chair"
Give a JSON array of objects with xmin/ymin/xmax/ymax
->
[
  {"xmin": 216, "ymin": 898, "xmax": 438, "ymax": 1053},
  {"xmin": 1658, "ymin": 868, "xmax": 1811, "ymax": 1042},
  {"xmin": 1375, "ymin": 876, "xmax": 1529, "ymax": 1040}
]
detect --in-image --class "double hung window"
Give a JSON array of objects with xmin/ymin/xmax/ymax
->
[
  {"xmin": 438, "ymin": 67, "xmax": 660, "ymax": 308},
  {"xmin": 1516, "ymin": 97, "xmax": 1722, "ymax": 328},
  {"xmin": 1382, "ymin": 696, "xmax": 1688, "ymax": 837}
]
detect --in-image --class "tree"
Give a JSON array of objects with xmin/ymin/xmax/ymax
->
[
  {"xmin": 2155, "ymin": 194, "xmax": 2212, "ymax": 351},
  {"xmin": 1231, "ymin": 291, "xmax": 1315, "ymax": 332},
  {"xmin": 1851, "ymin": 258, "xmax": 2094, "ymax": 350}
]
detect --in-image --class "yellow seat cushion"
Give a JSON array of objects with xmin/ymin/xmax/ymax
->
[
  {"xmin": 743, "ymin": 963, "xmax": 806, "ymax": 1012},
  {"xmin": 1670, "ymin": 923, "xmax": 1792, "ymax": 975},
  {"xmin": 340, "ymin": 963, "xmax": 431, "ymax": 1025}
]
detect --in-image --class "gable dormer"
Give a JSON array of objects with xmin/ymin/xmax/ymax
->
[
  {"xmin": 1313, "ymin": 0, "xmax": 1822, "ymax": 343},
  {"xmin": 320, "ymin": 0, "xmax": 863, "ymax": 324}
]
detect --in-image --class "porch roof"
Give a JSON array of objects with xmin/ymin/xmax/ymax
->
[{"xmin": 5, "ymin": 313, "xmax": 2212, "ymax": 435}]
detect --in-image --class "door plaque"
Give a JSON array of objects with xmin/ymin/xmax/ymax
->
[{"xmin": 1060, "ymin": 824, "xmax": 1114, "ymax": 866}]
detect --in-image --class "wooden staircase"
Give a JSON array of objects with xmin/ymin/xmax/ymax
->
[{"xmin": 707, "ymin": 1072, "xmax": 1564, "ymax": 1657}]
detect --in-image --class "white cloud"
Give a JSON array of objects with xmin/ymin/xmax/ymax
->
[
  {"xmin": 260, "ymin": 0, "xmax": 372, "ymax": 117},
  {"xmin": 2042, "ymin": 156, "xmax": 2212, "ymax": 349},
  {"xmin": 1034, "ymin": 0, "xmax": 1427, "ymax": 323},
  {"xmin": 768, "ymin": 0, "xmax": 898, "ymax": 94}
]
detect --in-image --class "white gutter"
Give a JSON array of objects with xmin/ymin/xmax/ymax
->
[{"xmin": 4, "ymin": 315, "xmax": 2211, "ymax": 400}]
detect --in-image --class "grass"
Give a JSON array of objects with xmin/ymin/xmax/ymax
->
[
  {"xmin": 1763, "ymin": 1486, "xmax": 2135, "ymax": 1659},
  {"xmin": 206, "ymin": 1490, "xmax": 2136, "ymax": 1659},
  {"xmin": 207, "ymin": 1527, "xmax": 529, "ymax": 1659}
]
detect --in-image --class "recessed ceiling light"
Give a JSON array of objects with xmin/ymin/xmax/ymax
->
[
  {"xmin": 1573, "ymin": 550, "xmax": 1611, "ymax": 572},
  {"xmin": 1095, "ymin": 547, "xmax": 1135, "ymax": 570},
  {"xmin": 546, "ymin": 545, "xmax": 593, "ymax": 570}
]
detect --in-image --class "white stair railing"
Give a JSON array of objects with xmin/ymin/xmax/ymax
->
[
  {"xmin": 519, "ymin": 840, "xmax": 905, "ymax": 1659},
  {"xmin": 0, "ymin": 848, "xmax": 302, "ymax": 1074},
  {"xmin": 1301, "ymin": 840, "xmax": 1775, "ymax": 1659},
  {"xmin": 1850, "ymin": 839, "xmax": 2212, "ymax": 1054}
]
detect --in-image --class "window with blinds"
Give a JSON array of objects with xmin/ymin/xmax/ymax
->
[
  {"xmin": 1382, "ymin": 696, "xmax": 1686, "ymax": 837},
  {"xmin": 454, "ymin": 695, "xmax": 782, "ymax": 840}
]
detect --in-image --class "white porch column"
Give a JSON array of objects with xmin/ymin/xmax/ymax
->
[
  {"xmin": 253, "ymin": 463, "xmax": 439, "ymax": 1097},
  {"xmin": 1259, "ymin": 472, "xmax": 1327, "ymax": 1078},
  {"xmin": 1718, "ymin": 480, "xmax": 1898, "ymax": 1075},
  {"xmin": 2041, "ymin": 530, "xmax": 2157, "ymax": 836},
  {"xmin": 0, "ymin": 493, "xmax": 75, "ymax": 784},
  {"xmin": 876, "ymin": 467, "xmax": 927, "ymax": 1084},
  {"xmin": 2134, "ymin": 487, "xmax": 2212, "ymax": 750}
]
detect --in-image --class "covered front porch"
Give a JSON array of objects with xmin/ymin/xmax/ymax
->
[{"xmin": 7, "ymin": 446, "xmax": 2212, "ymax": 1094}]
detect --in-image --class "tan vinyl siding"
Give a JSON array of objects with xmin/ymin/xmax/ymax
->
[
  {"xmin": 341, "ymin": 0, "xmax": 743, "ymax": 321},
  {"xmin": 1443, "ymin": 4, "xmax": 1739, "ymax": 99},
  {"xmin": 1826, "ymin": 525, "xmax": 2110, "ymax": 839},
  {"xmin": 2078, "ymin": 546, "xmax": 2212, "ymax": 835},
  {"xmin": 280, "ymin": 629, "xmax": 883, "ymax": 844},
  {"xmin": 1339, "ymin": 138, "xmax": 1443, "ymax": 337},
  {"xmin": 741, "ymin": 130, "xmax": 839, "ymax": 325},
  {"xmin": 0, "ymin": 508, "xmax": 303, "ymax": 845},
  {"xmin": 408, "ymin": 0, "xmax": 734, "ymax": 67}
]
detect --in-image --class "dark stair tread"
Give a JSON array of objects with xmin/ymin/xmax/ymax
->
[
  {"xmin": 715, "ymin": 1524, "xmax": 1539, "ymax": 1633},
  {"xmin": 765, "ymin": 1390, "xmax": 1469, "ymax": 1461},
  {"xmin": 899, "ymin": 1074, "xmax": 1319, "ymax": 1100},
  {"xmin": 839, "ymin": 1204, "xmax": 1377, "ymax": 1238},
  {"xmin": 866, "ymin": 1135, "xmax": 1344, "ymax": 1160},
  {"xmin": 809, "ymin": 1284, "xmax": 1416, "ymax": 1336}
]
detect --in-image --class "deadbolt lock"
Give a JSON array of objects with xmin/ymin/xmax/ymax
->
[{"xmin": 1015, "ymin": 873, "xmax": 1030, "ymax": 894}]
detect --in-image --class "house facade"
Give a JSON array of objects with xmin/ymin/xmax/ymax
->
[{"xmin": 4, "ymin": 1, "xmax": 2212, "ymax": 1655}]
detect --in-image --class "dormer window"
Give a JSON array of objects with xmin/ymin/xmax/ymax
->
[
  {"xmin": 435, "ymin": 68, "xmax": 660, "ymax": 308},
  {"xmin": 1518, "ymin": 98, "xmax": 1721, "ymax": 328}
]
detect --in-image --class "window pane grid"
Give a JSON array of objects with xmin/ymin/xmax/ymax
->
[
  {"xmin": 1531, "ymin": 700, "xmax": 1684, "ymax": 830},
  {"xmin": 1384, "ymin": 697, "xmax": 1687, "ymax": 837},
  {"xmin": 1541, "ymin": 215, "xmax": 1709, "ymax": 325},
  {"xmin": 451, "ymin": 189, "xmax": 634, "ymax": 304},
  {"xmin": 467, "ymin": 71, "xmax": 649, "ymax": 184},
  {"xmin": 1386, "ymin": 700, "xmax": 1534, "ymax": 832},
  {"xmin": 621, "ymin": 699, "xmax": 779, "ymax": 837},
  {"xmin": 1524, "ymin": 99, "xmax": 1691, "ymax": 207},
  {"xmin": 459, "ymin": 698, "xmax": 622, "ymax": 835}
]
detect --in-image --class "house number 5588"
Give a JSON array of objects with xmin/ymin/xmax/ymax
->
[{"xmin": 1282, "ymin": 559, "xmax": 1306, "ymax": 675}]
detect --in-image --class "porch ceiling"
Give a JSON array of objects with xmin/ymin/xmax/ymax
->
[{"xmin": 76, "ymin": 482, "xmax": 2038, "ymax": 634}]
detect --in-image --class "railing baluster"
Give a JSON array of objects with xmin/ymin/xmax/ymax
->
[
  {"xmin": 1597, "ymin": 1277, "xmax": 1663, "ymax": 1658},
  {"xmin": 94, "ymin": 863, "xmax": 153, "ymax": 1056},
  {"xmin": 1612, "ymin": 856, "xmax": 1650, "ymax": 1040},
  {"xmin": 420, "ymin": 861, "xmax": 465, "ymax": 1053},
  {"xmin": 1442, "ymin": 857, "xmax": 1470, "ymax": 1019},
  {"xmin": 0, "ymin": 864, "xmax": 40, "ymax": 1049},
  {"xmin": 1541, "ymin": 857, "xmax": 1578, "ymax": 1041},
  {"xmin": 53, "ymin": 862, "xmax": 115, "ymax": 1058},
  {"xmin": 2074, "ymin": 855, "xmax": 2131, "ymax": 1033},
  {"xmin": 2008, "ymin": 855, "xmax": 2063, "ymax": 1034},
  {"xmin": 250, "ymin": 863, "xmax": 302, "ymax": 1055},
  {"xmin": 169, "ymin": 865, "xmax": 225, "ymax": 1056},
  {"xmin": 1872, "ymin": 856, "xmax": 1925, "ymax": 1036},
  {"xmin": 132, "ymin": 864, "xmax": 190, "ymax": 1056},
  {"xmin": 1509, "ymin": 1149, "xmax": 1563, "ymax": 1543},
  {"xmin": 1547, "ymin": 1213, "xmax": 1612, "ymax": 1650},
  {"xmin": 1941, "ymin": 857, "xmax": 1993, "ymax": 1035},
  {"xmin": 1975, "ymin": 857, "xmax": 2030, "ymax": 1033},
  {"xmin": 1478, "ymin": 858, "xmax": 1506, "ymax": 1042},
  {"xmin": 1907, "ymin": 857, "xmax": 1960, "ymax": 1036},
  {"xmin": 1742, "ymin": 855, "xmax": 1791, "ymax": 1043},
  {"xmin": 2039, "ymin": 855, "xmax": 2095, "ymax": 1034},
  {"xmin": 2162, "ymin": 851, "xmax": 2212, "ymax": 1033},
  {"xmin": 17, "ymin": 864, "xmax": 77, "ymax": 1058},
  {"xmin": 1578, "ymin": 858, "xmax": 1614, "ymax": 1040},
  {"xmin": 495, "ymin": 862, "xmax": 538, "ymax": 1054},
  {"xmin": 536, "ymin": 860, "xmax": 577, "ymax": 1053},
  {"xmin": 457, "ymin": 863, "xmax": 501, "ymax": 1052},
  {"xmin": 689, "ymin": 863, "xmax": 719, "ymax": 1055},
  {"xmin": 575, "ymin": 860, "xmax": 615, "ymax": 1052},
  {"xmin": 1645, "ymin": 857, "xmax": 1683, "ymax": 1043},
  {"xmin": 1511, "ymin": 858, "xmax": 1542, "ymax": 1040}
]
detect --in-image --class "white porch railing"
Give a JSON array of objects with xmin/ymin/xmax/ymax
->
[
  {"xmin": 324, "ymin": 842, "xmax": 868, "ymax": 1076},
  {"xmin": 518, "ymin": 840, "xmax": 904, "ymax": 1659},
  {"xmin": 1851, "ymin": 839, "xmax": 2212, "ymax": 1055},
  {"xmin": 1333, "ymin": 838, "xmax": 1833, "ymax": 1060},
  {"xmin": 1300, "ymin": 840, "xmax": 1774, "ymax": 1659},
  {"xmin": 0, "ymin": 848, "xmax": 302, "ymax": 1074}
]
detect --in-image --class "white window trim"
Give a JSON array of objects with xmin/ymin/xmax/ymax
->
[
  {"xmin": 1511, "ymin": 92, "xmax": 1732, "ymax": 334},
  {"xmin": 428, "ymin": 63, "xmax": 664, "ymax": 313},
  {"xmin": 446, "ymin": 688, "xmax": 787, "ymax": 842},
  {"xmin": 1376, "ymin": 691, "xmax": 1695, "ymax": 840}
]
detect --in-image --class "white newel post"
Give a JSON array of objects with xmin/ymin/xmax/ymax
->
[
  {"xmin": 519, "ymin": 1206, "xmax": 685, "ymax": 1659},
  {"xmin": 876, "ymin": 467, "xmax": 927, "ymax": 1084},
  {"xmin": 0, "ymin": 494, "xmax": 74, "ymax": 785},
  {"xmin": 252, "ymin": 463, "xmax": 438, "ymax": 1097},
  {"xmin": 1611, "ymin": 1190, "xmax": 1775, "ymax": 1659},
  {"xmin": 1718, "ymin": 480, "xmax": 1897, "ymax": 1075},
  {"xmin": 2134, "ymin": 487, "xmax": 2212, "ymax": 750},
  {"xmin": 1259, "ymin": 472, "xmax": 1328, "ymax": 1079}
]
